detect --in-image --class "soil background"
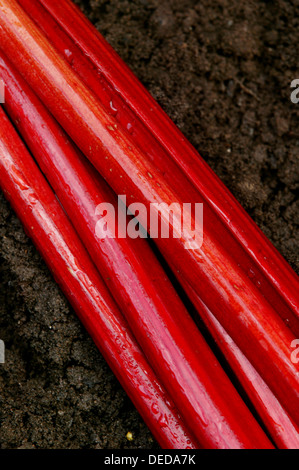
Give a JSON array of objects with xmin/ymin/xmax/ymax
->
[{"xmin": 0, "ymin": 0, "xmax": 298, "ymax": 449}]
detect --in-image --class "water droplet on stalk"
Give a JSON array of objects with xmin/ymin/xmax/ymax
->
[
  {"xmin": 109, "ymin": 101, "xmax": 118, "ymax": 115},
  {"xmin": 127, "ymin": 123, "xmax": 133, "ymax": 134}
]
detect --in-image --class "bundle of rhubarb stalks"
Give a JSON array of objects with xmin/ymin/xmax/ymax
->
[{"xmin": 0, "ymin": 0, "xmax": 299, "ymax": 449}]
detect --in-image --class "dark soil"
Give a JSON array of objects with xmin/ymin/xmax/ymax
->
[{"xmin": 0, "ymin": 0, "xmax": 298, "ymax": 449}]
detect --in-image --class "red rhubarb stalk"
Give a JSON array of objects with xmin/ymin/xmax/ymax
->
[
  {"xmin": 0, "ymin": 51, "xmax": 274, "ymax": 449},
  {"xmin": 0, "ymin": 0, "xmax": 298, "ymax": 427},
  {"xmin": 179, "ymin": 277, "xmax": 299, "ymax": 449},
  {"xmin": 0, "ymin": 105, "xmax": 200, "ymax": 450},
  {"xmin": 35, "ymin": 0, "xmax": 299, "ymax": 325},
  {"xmin": 17, "ymin": 0, "xmax": 299, "ymax": 336},
  {"xmin": 1, "ymin": 25, "xmax": 289, "ymax": 445}
]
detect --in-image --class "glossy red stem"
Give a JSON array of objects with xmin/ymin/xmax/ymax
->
[
  {"xmin": 14, "ymin": 1, "xmax": 299, "ymax": 444},
  {"xmin": 0, "ymin": 0, "xmax": 297, "ymax": 427},
  {"xmin": 179, "ymin": 277, "xmax": 299, "ymax": 449},
  {"xmin": 35, "ymin": 0, "xmax": 299, "ymax": 325},
  {"xmin": 0, "ymin": 50, "xmax": 275, "ymax": 449},
  {"xmin": 17, "ymin": 0, "xmax": 299, "ymax": 336},
  {"xmin": 18, "ymin": 0, "xmax": 299, "ymax": 337},
  {"xmin": 0, "ymin": 106, "xmax": 200, "ymax": 450},
  {"xmin": 10, "ymin": 3, "xmax": 299, "ymax": 446}
]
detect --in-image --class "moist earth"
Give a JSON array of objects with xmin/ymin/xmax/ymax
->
[{"xmin": 0, "ymin": 0, "xmax": 298, "ymax": 449}]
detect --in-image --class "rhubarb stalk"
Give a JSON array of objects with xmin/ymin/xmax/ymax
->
[
  {"xmin": 0, "ymin": 0, "xmax": 298, "ymax": 427},
  {"xmin": 0, "ymin": 105, "xmax": 198, "ymax": 450},
  {"xmin": 16, "ymin": 0, "xmax": 299, "ymax": 337},
  {"xmin": 0, "ymin": 50, "xmax": 274, "ymax": 449},
  {"xmin": 36, "ymin": 0, "xmax": 299, "ymax": 324},
  {"xmin": 179, "ymin": 277, "xmax": 299, "ymax": 449}
]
